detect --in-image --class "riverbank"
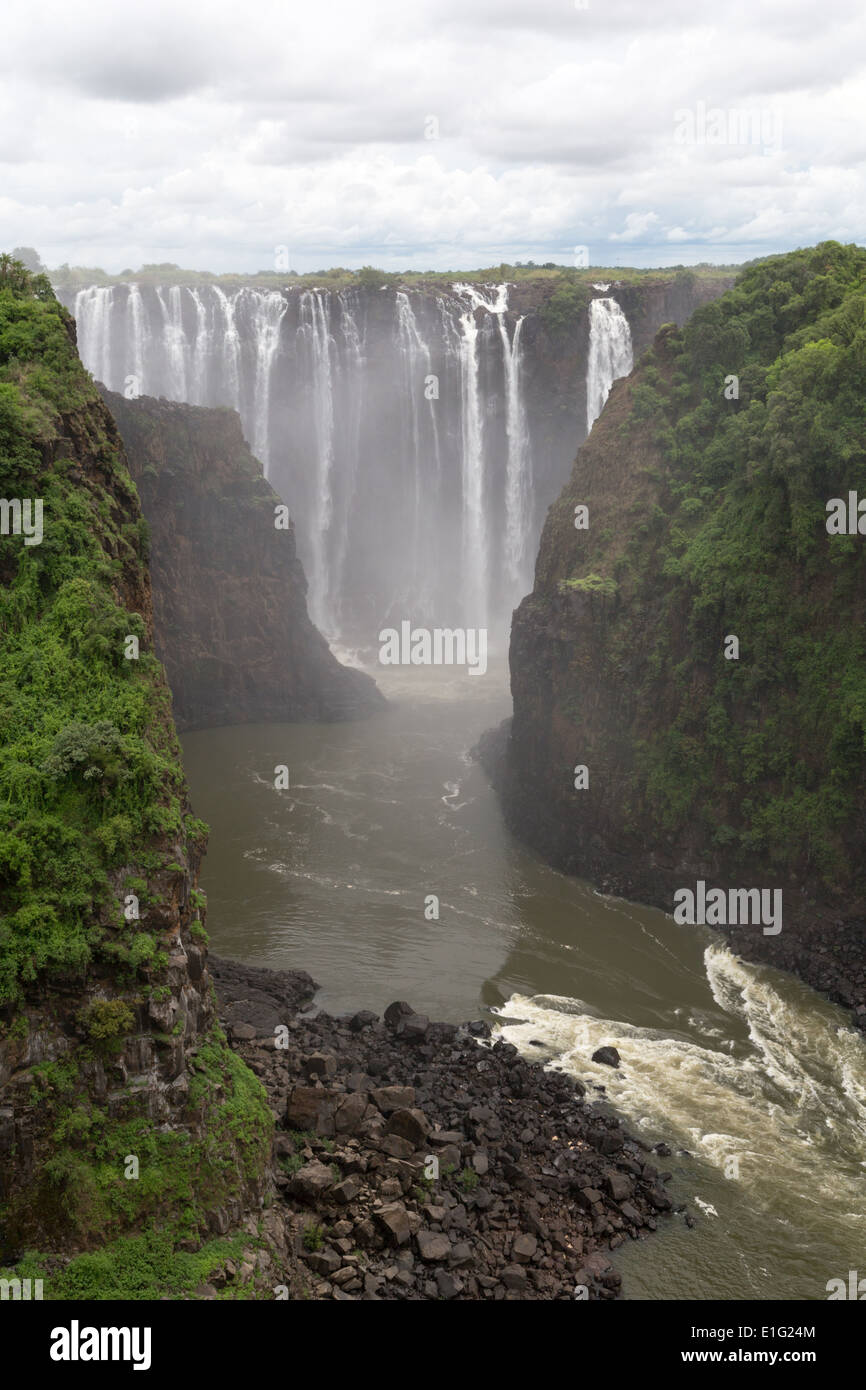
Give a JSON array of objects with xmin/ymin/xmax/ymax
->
[
  {"xmin": 477, "ymin": 719, "xmax": 866, "ymax": 1037},
  {"xmin": 209, "ymin": 954, "xmax": 683, "ymax": 1300}
]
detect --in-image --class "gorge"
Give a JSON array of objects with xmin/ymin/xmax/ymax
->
[{"xmin": 3, "ymin": 247, "xmax": 865, "ymax": 1305}]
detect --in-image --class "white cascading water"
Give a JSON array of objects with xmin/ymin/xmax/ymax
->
[
  {"xmin": 74, "ymin": 285, "xmax": 114, "ymax": 387},
  {"xmin": 249, "ymin": 290, "xmax": 288, "ymax": 475},
  {"xmin": 330, "ymin": 293, "xmax": 364, "ymax": 634},
  {"xmin": 127, "ymin": 283, "xmax": 147, "ymax": 391},
  {"xmin": 454, "ymin": 287, "xmax": 489, "ymax": 628},
  {"xmin": 395, "ymin": 290, "xmax": 443, "ymax": 618},
  {"xmin": 213, "ymin": 286, "xmax": 242, "ymax": 414},
  {"xmin": 64, "ymin": 279, "xmax": 553, "ymax": 641},
  {"xmin": 494, "ymin": 942, "xmax": 866, "ymax": 1285},
  {"xmin": 452, "ymin": 283, "xmax": 529, "ymax": 628},
  {"xmin": 500, "ymin": 313, "xmax": 529, "ymax": 591},
  {"xmin": 298, "ymin": 290, "xmax": 337, "ymax": 634},
  {"xmin": 157, "ymin": 286, "xmax": 189, "ymax": 400},
  {"xmin": 189, "ymin": 287, "xmax": 210, "ymax": 402},
  {"xmin": 586, "ymin": 295, "xmax": 633, "ymax": 433}
]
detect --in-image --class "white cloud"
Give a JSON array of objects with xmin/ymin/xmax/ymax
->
[{"xmin": 0, "ymin": 0, "xmax": 863, "ymax": 270}]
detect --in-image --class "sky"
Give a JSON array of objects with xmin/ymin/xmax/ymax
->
[{"xmin": 1, "ymin": 0, "xmax": 864, "ymax": 274}]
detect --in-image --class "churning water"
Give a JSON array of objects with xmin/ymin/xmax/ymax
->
[{"xmin": 182, "ymin": 661, "xmax": 866, "ymax": 1302}]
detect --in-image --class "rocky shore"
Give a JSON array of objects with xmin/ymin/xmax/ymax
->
[{"xmin": 207, "ymin": 955, "xmax": 688, "ymax": 1301}]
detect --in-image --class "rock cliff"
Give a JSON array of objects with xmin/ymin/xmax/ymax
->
[
  {"xmin": 100, "ymin": 389, "xmax": 384, "ymax": 732},
  {"xmin": 485, "ymin": 243, "xmax": 866, "ymax": 1022},
  {"xmin": 0, "ymin": 265, "xmax": 273, "ymax": 1287}
]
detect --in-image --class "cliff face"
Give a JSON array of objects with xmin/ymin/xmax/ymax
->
[
  {"xmin": 100, "ymin": 389, "xmax": 384, "ymax": 732},
  {"xmin": 488, "ymin": 243, "xmax": 866, "ymax": 1021},
  {"xmin": 0, "ymin": 268, "xmax": 272, "ymax": 1283},
  {"xmin": 507, "ymin": 271, "xmax": 737, "ymax": 524}
]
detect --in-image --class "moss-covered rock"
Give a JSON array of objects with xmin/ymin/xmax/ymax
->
[{"xmin": 0, "ymin": 258, "xmax": 272, "ymax": 1274}]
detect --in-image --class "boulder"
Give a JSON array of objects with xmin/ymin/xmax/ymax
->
[
  {"xmin": 500, "ymin": 1264, "xmax": 528, "ymax": 1291},
  {"xmin": 591, "ymin": 1046, "xmax": 621, "ymax": 1068},
  {"xmin": 605, "ymin": 1171, "xmax": 633, "ymax": 1202},
  {"xmin": 371, "ymin": 1085, "xmax": 416, "ymax": 1114},
  {"xmin": 397, "ymin": 1014, "xmax": 429, "ymax": 1043},
  {"xmin": 286, "ymin": 1085, "xmax": 336, "ymax": 1136},
  {"xmin": 335, "ymin": 1092, "xmax": 368, "ymax": 1134},
  {"xmin": 303, "ymin": 1052, "xmax": 336, "ymax": 1078},
  {"xmin": 416, "ymin": 1230, "xmax": 451, "ymax": 1262},
  {"xmin": 385, "ymin": 1108, "xmax": 430, "ymax": 1148},
  {"xmin": 349, "ymin": 1010, "xmax": 379, "ymax": 1032},
  {"xmin": 384, "ymin": 1001, "xmax": 415, "ymax": 1029},
  {"xmin": 333, "ymin": 1177, "xmax": 361, "ymax": 1204},
  {"xmin": 511, "ymin": 1233, "xmax": 537, "ymax": 1263},
  {"xmin": 288, "ymin": 1162, "xmax": 335, "ymax": 1202},
  {"xmin": 374, "ymin": 1203, "xmax": 411, "ymax": 1247}
]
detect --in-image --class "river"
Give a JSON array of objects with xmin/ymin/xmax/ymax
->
[{"xmin": 181, "ymin": 659, "xmax": 866, "ymax": 1302}]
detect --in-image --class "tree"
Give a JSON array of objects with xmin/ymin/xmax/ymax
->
[{"xmin": 11, "ymin": 246, "xmax": 45, "ymax": 273}]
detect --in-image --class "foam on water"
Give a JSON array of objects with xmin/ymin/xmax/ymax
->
[{"xmin": 495, "ymin": 945, "xmax": 866, "ymax": 1236}]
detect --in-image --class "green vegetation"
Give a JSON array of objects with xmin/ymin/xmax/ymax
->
[
  {"xmin": 554, "ymin": 241, "xmax": 866, "ymax": 886},
  {"xmin": 0, "ymin": 256, "xmax": 272, "ymax": 1275},
  {"xmin": 5, "ymin": 1014, "xmax": 271, "ymax": 1253},
  {"xmin": 302, "ymin": 1223, "xmax": 325, "ymax": 1252},
  {"xmin": 0, "ymin": 1229, "xmax": 253, "ymax": 1300},
  {"xmin": 0, "ymin": 261, "xmax": 190, "ymax": 1003},
  {"xmin": 559, "ymin": 573, "xmax": 618, "ymax": 598},
  {"xmin": 538, "ymin": 280, "xmax": 592, "ymax": 335},
  {"xmin": 48, "ymin": 259, "xmax": 739, "ymax": 296}
]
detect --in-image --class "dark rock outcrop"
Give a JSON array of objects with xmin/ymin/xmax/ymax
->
[
  {"xmin": 212, "ymin": 960, "xmax": 682, "ymax": 1300},
  {"xmin": 101, "ymin": 389, "xmax": 384, "ymax": 731}
]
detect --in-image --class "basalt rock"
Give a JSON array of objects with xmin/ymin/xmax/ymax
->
[
  {"xmin": 481, "ymin": 243, "xmax": 866, "ymax": 1028},
  {"xmin": 215, "ymin": 959, "xmax": 680, "ymax": 1300},
  {"xmin": 100, "ymin": 388, "xmax": 385, "ymax": 731}
]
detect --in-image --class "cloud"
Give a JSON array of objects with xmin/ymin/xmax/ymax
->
[{"xmin": 0, "ymin": 0, "xmax": 863, "ymax": 270}]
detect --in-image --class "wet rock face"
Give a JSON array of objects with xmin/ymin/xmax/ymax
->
[
  {"xmin": 101, "ymin": 389, "xmax": 385, "ymax": 732},
  {"xmin": 215, "ymin": 961, "xmax": 686, "ymax": 1301}
]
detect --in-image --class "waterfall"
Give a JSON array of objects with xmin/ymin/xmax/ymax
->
[
  {"xmin": 586, "ymin": 296, "xmax": 633, "ymax": 433},
  {"xmin": 395, "ymin": 291, "xmax": 443, "ymax": 619},
  {"xmin": 332, "ymin": 293, "xmax": 364, "ymax": 632},
  {"xmin": 127, "ymin": 284, "xmax": 147, "ymax": 393},
  {"xmin": 64, "ymin": 279, "xmax": 545, "ymax": 644},
  {"xmin": 157, "ymin": 286, "xmax": 189, "ymax": 400},
  {"xmin": 249, "ymin": 290, "xmax": 288, "ymax": 475},
  {"xmin": 213, "ymin": 286, "xmax": 242, "ymax": 413},
  {"xmin": 500, "ymin": 314, "xmax": 528, "ymax": 593},
  {"xmin": 75, "ymin": 286, "xmax": 114, "ymax": 388},
  {"xmin": 298, "ymin": 290, "xmax": 336, "ymax": 634},
  {"xmin": 189, "ymin": 288, "xmax": 210, "ymax": 402},
  {"xmin": 455, "ymin": 290, "xmax": 488, "ymax": 627}
]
